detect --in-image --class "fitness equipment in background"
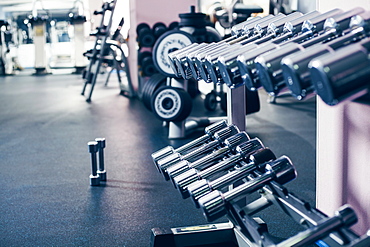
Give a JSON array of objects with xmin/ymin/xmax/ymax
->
[
  {"xmin": 69, "ymin": 14, "xmax": 87, "ymax": 74},
  {"xmin": 208, "ymin": 0, "xmax": 263, "ymax": 31},
  {"xmin": 28, "ymin": 15, "xmax": 51, "ymax": 75},
  {"xmin": 141, "ymin": 6, "xmax": 224, "ymax": 139},
  {"xmin": 81, "ymin": 1, "xmax": 134, "ymax": 102},
  {"xmin": 150, "ymin": 121, "xmax": 370, "ymax": 247},
  {"xmin": 0, "ymin": 20, "xmax": 15, "ymax": 76}
]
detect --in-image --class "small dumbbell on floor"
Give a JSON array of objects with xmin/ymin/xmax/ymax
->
[{"xmin": 88, "ymin": 138, "xmax": 107, "ymax": 186}]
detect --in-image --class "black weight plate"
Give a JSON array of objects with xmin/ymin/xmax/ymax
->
[
  {"xmin": 246, "ymin": 90, "xmax": 260, "ymax": 115},
  {"xmin": 141, "ymin": 73, "xmax": 167, "ymax": 111},
  {"xmin": 152, "ymin": 30, "xmax": 194, "ymax": 77},
  {"xmin": 138, "ymin": 51, "xmax": 152, "ymax": 66},
  {"xmin": 168, "ymin": 21, "xmax": 179, "ymax": 30},
  {"xmin": 136, "ymin": 22, "xmax": 150, "ymax": 34},
  {"xmin": 151, "ymin": 86, "xmax": 193, "ymax": 122},
  {"xmin": 220, "ymin": 92, "xmax": 227, "ymax": 112},
  {"xmin": 153, "ymin": 22, "xmax": 167, "ymax": 38},
  {"xmin": 204, "ymin": 91, "xmax": 218, "ymax": 111}
]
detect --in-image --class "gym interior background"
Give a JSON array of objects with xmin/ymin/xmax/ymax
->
[{"xmin": 1, "ymin": 0, "xmax": 370, "ymax": 246}]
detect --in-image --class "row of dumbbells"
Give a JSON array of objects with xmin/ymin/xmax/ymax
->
[
  {"xmin": 151, "ymin": 121, "xmax": 370, "ymax": 246},
  {"xmin": 168, "ymin": 7, "xmax": 370, "ymax": 106},
  {"xmin": 151, "ymin": 120, "xmax": 295, "ymax": 222}
]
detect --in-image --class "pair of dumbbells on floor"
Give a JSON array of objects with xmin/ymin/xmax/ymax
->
[
  {"xmin": 151, "ymin": 120, "xmax": 296, "ymax": 221},
  {"xmin": 88, "ymin": 138, "xmax": 106, "ymax": 186}
]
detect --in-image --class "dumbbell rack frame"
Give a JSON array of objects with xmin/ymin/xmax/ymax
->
[{"xmin": 151, "ymin": 172, "xmax": 370, "ymax": 247}]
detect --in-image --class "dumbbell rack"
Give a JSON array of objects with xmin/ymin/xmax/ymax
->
[
  {"xmin": 150, "ymin": 123, "xmax": 370, "ymax": 247},
  {"xmin": 150, "ymin": 7, "xmax": 370, "ymax": 246}
]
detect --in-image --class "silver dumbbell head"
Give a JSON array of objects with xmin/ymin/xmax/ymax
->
[
  {"xmin": 95, "ymin": 138, "xmax": 106, "ymax": 148},
  {"xmin": 157, "ymin": 152, "xmax": 182, "ymax": 175},
  {"xmin": 198, "ymin": 190, "xmax": 225, "ymax": 222},
  {"xmin": 166, "ymin": 160, "xmax": 192, "ymax": 183},
  {"xmin": 265, "ymin": 155, "xmax": 296, "ymax": 185},
  {"xmin": 224, "ymin": 132, "xmax": 250, "ymax": 150},
  {"xmin": 173, "ymin": 168, "xmax": 199, "ymax": 198},
  {"xmin": 151, "ymin": 146, "xmax": 175, "ymax": 169},
  {"xmin": 213, "ymin": 125, "xmax": 239, "ymax": 141},
  {"xmin": 88, "ymin": 141, "xmax": 98, "ymax": 153},
  {"xmin": 188, "ymin": 179, "xmax": 212, "ymax": 207}
]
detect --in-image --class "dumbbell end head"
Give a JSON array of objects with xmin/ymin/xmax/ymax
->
[
  {"xmin": 188, "ymin": 179, "xmax": 212, "ymax": 208},
  {"xmin": 198, "ymin": 190, "xmax": 226, "ymax": 222},
  {"xmin": 88, "ymin": 141, "xmax": 98, "ymax": 153},
  {"xmin": 168, "ymin": 161, "xmax": 191, "ymax": 182},
  {"xmin": 151, "ymin": 146, "xmax": 175, "ymax": 167},
  {"xmin": 173, "ymin": 169, "xmax": 199, "ymax": 196},
  {"xmin": 266, "ymin": 155, "xmax": 297, "ymax": 185},
  {"xmin": 157, "ymin": 153, "xmax": 182, "ymax": 176},
  {"xmin": 89, "ymin": 174, "xmax": 100, "ymax": 186},
  {"xmin": 336, "ymin": 204, "xmax": 358, "ymax": 227},
  {"xmin": 97, "ymin": 170, "xmax": 106, "ymax": 181},
  {"xmin": 95, "ymin": 138, "xmax": 106, "ymax": 148}
]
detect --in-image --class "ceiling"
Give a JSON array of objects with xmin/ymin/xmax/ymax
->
[{"xmin": 0, "ymin": 0, "xmax": 85, "ymax": 18}]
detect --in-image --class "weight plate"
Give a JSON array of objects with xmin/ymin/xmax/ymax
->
[
  {"xmin": 136, "ymin": 23, "xmax": 150, "ymax": 34},
  {"xmin": 152, "ymin": 30, "xmax": 194, "ymax": 77},
  {"xmin": 151, "ymin": 86, "xmax": 193, "ymax": 122},
  {"xmin": 220, "ymin": 92, "xmax": 227, "ymax": 112},
  {"xmin": 204, "ymin": 91, "xmax": 218, "ymax": 111},
  {"xmin": 138, "ymin": 51, "xmax": 152, "ymax": 66},
  {"xmin": 141, "ymin": 73, "xmax": 167, "ymax": 111}
]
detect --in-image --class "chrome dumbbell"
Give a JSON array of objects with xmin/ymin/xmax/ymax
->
[
  {"xmin": 151, "ymin": 120, "xmax": 228, "ymax": 170},
  {"xmin": 168, "ymin": 43, "xmax": 201, "ymax": 78},
  {"xmin": 199, "ymin": 13, "xmax": 298, "ymax": 84},
  {"xmin": 254, "ymin": 7, "xmax": 365, "ymax": 96},
  {"xmin": 198, "ymin": 155, "xmax": 296, "ymax": 222},
  {"xmin": 223, "ymin": 11, "xmax": 320, "ymax": 88},
  {"xmin": 188, "ymin": 148, "xmax": 276, "ymax": 207},
  {"xmin": 281, "ymin": 10, "xmax": 370, "ymax": 101},
  {"xmin": 173, "ymin": 138, "xmax": 264, "ymax": 199},
  {"xmin": 181, "ymin": 14, "xmax": 287, "ymax": 83},
  {"xmin": 88, "ymin": 141, "xmax": 100, "ymax": 186},
  {"xmin": 309, "ymin": 38, "xmax": 370, "ymax": 106},
  {"xmin": 158, "ymin": 125, "xmax": 239, "ymax": 180},
  {"xmin": 167, "ymin": 131, "xmax": 250, "ymax": 182},
  {"xmin": 239, "ymin": 8, "xmax": 342, "ymax": 92},
  {"xmin": 182, "ymin": 15, "xmax": 286, "ymax": 81}
]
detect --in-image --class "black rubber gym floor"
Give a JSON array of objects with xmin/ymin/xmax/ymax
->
[{"xmin": 0, "ymin": 70, "xmax": 316, "ymax": 246}]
